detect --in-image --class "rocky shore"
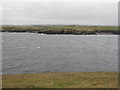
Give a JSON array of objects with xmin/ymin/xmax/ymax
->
[{"xmin": 1, "ymin": 25, "xmax": 118, "ymax": 35}]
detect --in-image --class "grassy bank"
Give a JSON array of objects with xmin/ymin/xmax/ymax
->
[
  {"xmin": 2, "ymin": 72, "xmax": 118, "ymax": 88},
  {"xmin": 1, "ymin": 25, "xmax": 118, "ymax": 35}
]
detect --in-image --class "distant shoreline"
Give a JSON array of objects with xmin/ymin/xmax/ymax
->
[
  {"xmin": 1, "ymin": 25, "xmax": 118, "ymax": 35},
  {"xmin": 1, "ymin": 31, "xmax": 118, "ymax": 35}
]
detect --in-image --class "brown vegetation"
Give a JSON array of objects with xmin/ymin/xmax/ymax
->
[
  {"xmin": 1, "ymin": 25, "xmax": 118, "ymax": 35},
  {"xmin": 3, "ymin": 72, "xmax": 118, "ymax": 88}
]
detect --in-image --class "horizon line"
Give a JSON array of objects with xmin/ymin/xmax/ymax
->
[{"xmin": 1, "ymin": 24, "xmax": 118, "ymax": 26}]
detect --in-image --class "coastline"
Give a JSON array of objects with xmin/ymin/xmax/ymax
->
[
  {"xmin": 1, "ymin": 31, "xmax": 118, "ymax": 35},
  {"xmin": 2, "ymin": 25, "xmax": 118, "ymax": 88},
  {"xmin": 3, "ymin": 72, "xmax": 118, "ymax": 88},
  {"xmin": 1, "ymin": 25, "xmax": 118, "ymax": 35}
]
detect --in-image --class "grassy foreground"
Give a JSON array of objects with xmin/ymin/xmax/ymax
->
[
  {"xmin": 1, "ymin": 25, "xmax": 118, "ymax": 35},
  {"xmin": 2, "ymin": 72, "xmax": 118, "ymax": 88}
]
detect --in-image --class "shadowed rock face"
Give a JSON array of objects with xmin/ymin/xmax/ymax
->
[
  {"xmin": 5, "ymin": 30, "xmax": 117, "ymax": 35},
  {"xmin": 37, "ymin": 30, "xmax": 117, "ymax": 35}
]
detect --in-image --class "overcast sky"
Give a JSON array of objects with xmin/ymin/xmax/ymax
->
[{"xmin": 2, "ymin": 1, "xmax": 118, "ymax": 25}]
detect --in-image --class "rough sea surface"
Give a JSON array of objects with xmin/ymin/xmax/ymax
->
[{"xmin": 2, "ymin": 33, "xmax": 118, "ymax": 74}]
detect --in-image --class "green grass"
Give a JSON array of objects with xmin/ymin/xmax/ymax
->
[{"xmin": 2, "ymin": 72, "xmax": 118, "ymax": 88}]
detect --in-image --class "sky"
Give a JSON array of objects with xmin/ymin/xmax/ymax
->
[{"xmin": 1, "ymin": 0, "xmax": 118, "ymax": 25}]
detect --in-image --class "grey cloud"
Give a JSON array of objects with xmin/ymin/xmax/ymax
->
[{"xmin": 2, "ymin": 2, "xmax": 118, "ymax": 25}]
